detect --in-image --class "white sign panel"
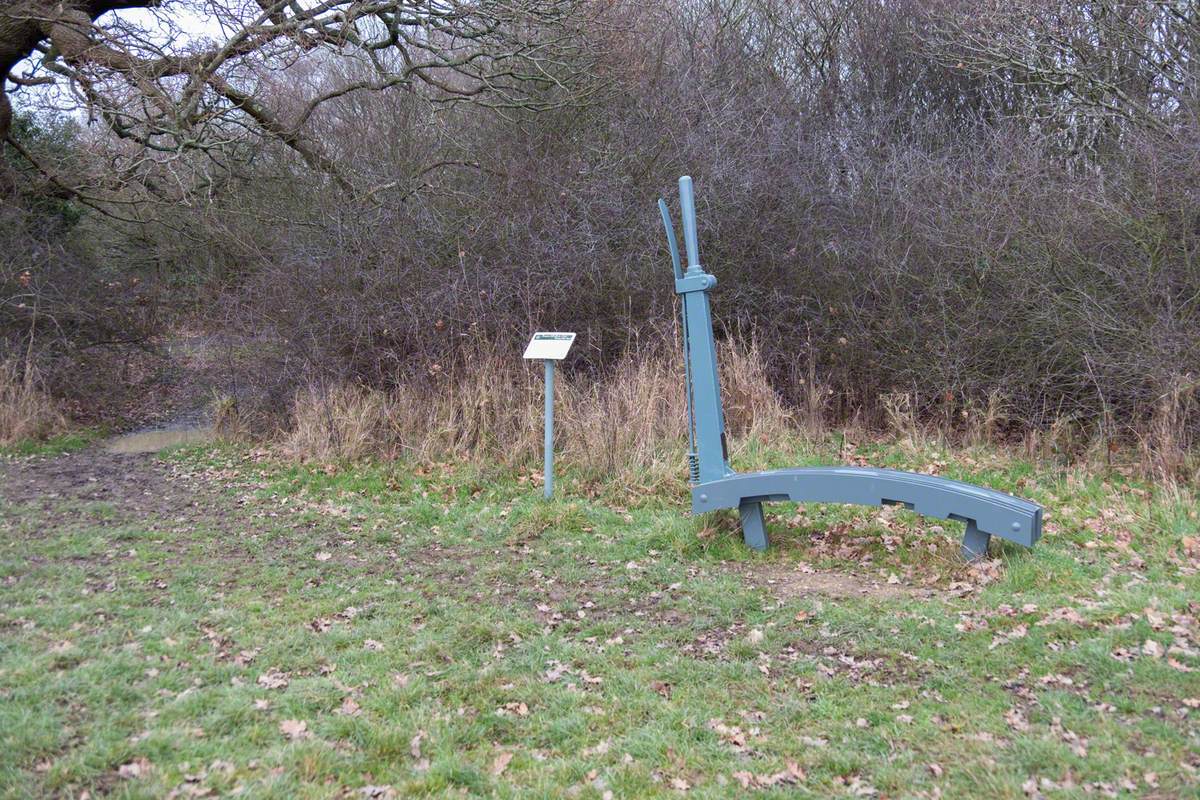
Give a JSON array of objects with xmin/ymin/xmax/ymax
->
[{"xmin": 523, "ymin": 332, "xmax": 576, "ymax": 360}]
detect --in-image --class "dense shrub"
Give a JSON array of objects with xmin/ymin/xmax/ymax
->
[
  {"xmin": 1, "ymin": 113, "xmax": 163, "ymax": 421},
  {"xmin": 5, "ymin": 0, "xmax": 1198, "ymax": 468},
  {"xmin": 193, "ymin": 0, "xmax": 1198, "ymax": 464}
]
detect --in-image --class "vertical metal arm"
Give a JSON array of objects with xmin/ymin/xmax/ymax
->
[
  {"xmin": 675, "ymin": 176, "xmax": 731, "ymax": 485},
  {"xmin": 658, "ymin": 198, "xmax": 684, "ymax": 282},
  {"xmin": 671, "ymin": 177, "xmax": 762, "ymax": 547},
  {"xmin": 659, "ymin": 198, "xmax": 697, "ymax": 480}
]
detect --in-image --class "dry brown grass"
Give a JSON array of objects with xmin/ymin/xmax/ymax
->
[
  {"xmin": 282, "ymin": 337, "xmax": 792, "ymax": 481},
  {"xmin": 283, "ymin": 383, "xmax": 393, "ymax": 462},
  {"xmin": 0, "ymin": 358, "xmax": 66, "ymax": 446},
  {"xmin": 1141, "ymin": 374, "xmax": 1199, "ymax": 483},
  {"xmin": 281, "ymin": 339, "xmax": 1200, "ymax": 487}
]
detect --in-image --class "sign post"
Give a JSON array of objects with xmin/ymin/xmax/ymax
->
[
  {"xmin": 523, "ymin": 332, "xmax": 576, "ymax": 499},
  {"xmin": 543, "ymin": 359, "xmax": 555, "ymax": 499}
]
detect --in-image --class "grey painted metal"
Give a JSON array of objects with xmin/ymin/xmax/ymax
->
[
  {"xmin": 673, "ymin": 176, "xmax": 732, "ymax": 485},
  {"xmin": 658, "ymin": 198, "xmax": 684, "ymax": 281},
  {"xmin": 658, "ymin": 175, "xmax": 1044, "ymax": 559},
  {"xmin": 692, "ymin": 467, "xmax": 1042, "ymax": 553},
  {"xmin": 543, "ymin": 359, "xmax": 555, "ymax": 500},
  {"xmin": 659, "ymin": 199, "xmax": 696, "ymax": 468},
  {"xmin": 961, "ymin": 521, "xmax": 991, "ymax": 561},
  {"xmin": 738, "ymin": 501, "xmax": 769, "ymax": 550}
]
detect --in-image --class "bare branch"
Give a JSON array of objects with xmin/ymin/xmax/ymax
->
[{"xmin": 1, "ymin": 0, "xmax": 600, "ymax": 194}]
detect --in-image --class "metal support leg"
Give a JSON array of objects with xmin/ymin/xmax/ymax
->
[
  {"xmin": 543, "ymin": 359, "xmax": 555, "ymax": 500},
  {"xmin": 961, "ymin": 520, "xmax": 991, "ymax": 561},
  {"xmin": 739, "ymin": 501, "xmax": 768, "ymax": 551}
]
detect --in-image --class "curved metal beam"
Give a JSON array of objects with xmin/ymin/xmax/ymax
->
[{"xmin": 693, "ymin": 467, "xmax": 1042, "ymax": 557}]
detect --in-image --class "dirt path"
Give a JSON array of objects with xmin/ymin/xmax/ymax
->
[
  {"xmin": 119, "ymin": 331, "xmax": 233, "ymax": 431},
  {"xmin": 0, "ymin": 448, "xmax": 225, "ymax": 534}
]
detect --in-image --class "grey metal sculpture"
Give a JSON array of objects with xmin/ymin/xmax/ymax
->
[{"xmin": 658, "ymin": 176, "xmax": 1043, "ymax": 560}]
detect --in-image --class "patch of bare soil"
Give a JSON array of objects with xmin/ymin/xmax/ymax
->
[
  {"xmin": 2, "ymin": 330, "xmax": 240, "ymax": 533},
  {"xmin": 738, "ymin": 562, "xmax": 932, "ymax": 601},
  {"xmin": 0, "ymin": 449, "xmax": 226, "ymax": 533}
]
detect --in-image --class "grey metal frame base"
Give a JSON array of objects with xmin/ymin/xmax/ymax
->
[{"xmin": 695, "ymin": 467, "xmax": 1042, "ymax": 560}]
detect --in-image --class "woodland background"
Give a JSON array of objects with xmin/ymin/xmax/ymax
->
[{"xmin": 2, "ymin": 0, "xmax": 1198, "ymax": 477}]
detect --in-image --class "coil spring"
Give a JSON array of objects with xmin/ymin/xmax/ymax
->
[{"xmin": 687, "ymin": 452, "xmax": 700, "ymax": 483}]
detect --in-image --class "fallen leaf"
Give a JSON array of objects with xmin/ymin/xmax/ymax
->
[
  {"xmin": 279, "ymin": 719, "xmax": 310, "ymax": 740},
  {"xmin": 359, "ymin": 787, "xmax": 397, "ymax": 799},
  {"xmin": 256, "ymin": 669, "xmax": 289, "ymax": 690},
  {"xmin": 314, "ymin": 552, "xmax": 332, "ymax": 561},
  {"xmin": 491, "ymin": 751, "xmax": 514, "ymax": 776},
  {"xmin": 1005, "ymin": 708, "xmax": 1030, "ymax": 732},
  {"xmin": 338, "ymin": 696, "xmax": 361, "ymax": 716},
  {"xmin": 730, "ymin": 762, "xmax": 805, "ymax": 789},
  {"xmin": 707, "ymin": 719, "xmax": 748, "ymax": 751},
  {"xmin": 118, "ymin": 757, "xmax": 151, "ymax": 779},
  {"xmin": 410, "ymin": 730, "xmax": 426, "ymax": 760},
  {"xmin": 498, "ymin": 701, "xmax": 529, "ymax": 717},
  {"xmin": 1036, "ymin": 607, "xmax": 1086, "ymax": 627}
]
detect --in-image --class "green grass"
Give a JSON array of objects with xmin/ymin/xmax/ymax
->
[
  {"xmin": 0, "ymin": 428, "xmax": 104, "ymax": 457},
  {"xmin": 1, "ymin": 435, "xmax": 1198, "ymax": 798}
]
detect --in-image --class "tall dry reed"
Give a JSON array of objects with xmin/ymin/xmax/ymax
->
[
  {"xmin": 0, "ymin": 358, "xmax": 65, "ymax": 446},
  {"xmin": 283, "ymin": 337, "xmax": 792, "ymax": 481}
]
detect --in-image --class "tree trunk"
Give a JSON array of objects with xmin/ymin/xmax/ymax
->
[{"xmin": 1, "ymin": 1, "xmax": 153, "ymax": 140}]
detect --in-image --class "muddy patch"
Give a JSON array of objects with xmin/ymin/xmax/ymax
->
[{"xmin": 105, "ymin": 425, "xmax": 212, "ymax": 454}]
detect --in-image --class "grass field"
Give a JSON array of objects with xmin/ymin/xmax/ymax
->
[{"xmin": 1, "ymin": 434, "xmax": 1198, "ymax": 798}]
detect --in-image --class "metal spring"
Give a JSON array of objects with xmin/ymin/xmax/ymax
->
[{"xmin": 687, "ymin": 452, "xmax": 700, "ymax": 483}]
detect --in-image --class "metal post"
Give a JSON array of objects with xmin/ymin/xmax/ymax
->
[
  {"xmin": 676, "ymin": 176, "xmax": 730, "ymax": 484},
  {"xmin": 543, "ymin": 358, "xmax": 555, "ymax": 499}
]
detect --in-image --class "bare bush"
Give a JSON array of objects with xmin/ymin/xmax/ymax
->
[
  {"xmin": 285, "ymin": 383, "xmax": 392, "ymax": 463},
  {"xmin": 1, "ymin": 116, "xmax": 164, "ymax": 428}
]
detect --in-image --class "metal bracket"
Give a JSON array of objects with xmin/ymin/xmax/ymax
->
[{"xmin": 675, "ymin": 273, "xmax": 717, "ymax": 294}]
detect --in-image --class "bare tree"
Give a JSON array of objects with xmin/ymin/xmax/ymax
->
[
  {"xmin": 928, "ymin": 0, "xmax": 1199, "ymax": 151},
  {"xmin": 1, "ymin": 0, "xmax": 598, "ymax": 194}
]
